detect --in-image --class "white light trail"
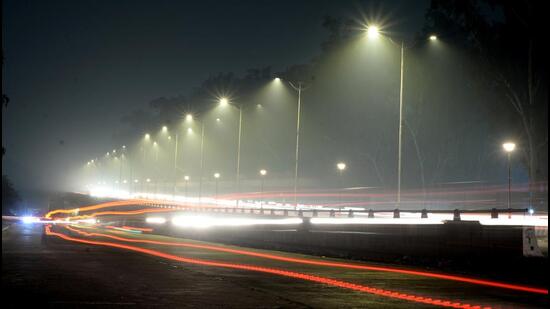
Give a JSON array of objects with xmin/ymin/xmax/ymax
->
[{"xmin": 171, "ymin": 215, "xmax": 302, "ymax": 229}]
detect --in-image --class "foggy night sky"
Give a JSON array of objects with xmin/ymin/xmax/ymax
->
[{"xmin": 3, "ymin": 0, "xmax": 429, "ymax": 201}]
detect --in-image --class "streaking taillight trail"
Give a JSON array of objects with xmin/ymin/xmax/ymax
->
[
  {"xmin": 63, "ymin": 225, "xmax": 548, "ymax": 295},
  {"xmin": 46, "ymin": 225, "xmax": 486, "ymax": 308}
]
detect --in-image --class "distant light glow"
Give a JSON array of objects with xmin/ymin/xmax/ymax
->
[
  {"xmin": 337, "ymin": 162, "xmax": 346, "ymax": 171},
  {"xmin": 146, "ymin": 217, "xmax": 167, "ymax": 224},
  {"xmin": 185, "ymin": 114, "xmax": 193, "ymax": 121},
  {"xmin": 429, "ymin": 35, "xmax": 437, "ymax": 41},
  {"xmin": 184, "ymin": 175, "xmax": 190, "ymax": 181},
  {"xmin": 214, "ymin": 172, "xmax": 220, "ymax": 179},
  {"xmin": 260, "ymin": 169, "xmax": 267, "ymax": 176},
  {"xmin": 22, "ymin": 216, "xmax": 39, "ymax": 224},
  {"xmin": 187, "ymin": 128, "xmax": 193, "ymax": 134},
  {"xmin": 219, "ymin": 97, "xmax": 229, "ymax": 106},
  {"xmin": 274, "ymin": 77, "xmax": 281, "ymax": 82},
  {"xmin": 162, "ymin": 126, "xmax": 168, "ymax": 132},
  {"xmin": 144, "ymin": 133, "xmax": 150, "ymax": 140},
  {"xmin": 503, "ymin": 142, "xmax": 516, "ymax": 153}
]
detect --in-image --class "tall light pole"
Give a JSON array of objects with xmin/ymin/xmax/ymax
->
[
  {"xmin": 259, "ymin": 169, "xmax": 267, "ymax": 209},
  {"xmin": 336, "ymin": 162, "xmax": 346, "ymax": 207},
  {"xmin": 502, "ymin": 142, "xmax": 516, "ymax": 210},
  {"xmin": 219, "ymin": 97, "xmax": 244, "ymax": 208},
  {"xmin": 366, "ymin": 26, "xmax": 437, "ymax": 206},
  {"xmin": 184, "ymin": 175, "xmax": 190, "ymax": 197},
  {"xmin": 199, "ymin": 121, "xmax": 206, "ymax": 203},
  {"xmin": 287, "ymin": 81, "xmax": 309, "ymax": 210}
]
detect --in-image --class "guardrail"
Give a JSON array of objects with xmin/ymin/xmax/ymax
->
[{"xmin": 144, "ymin": 204, "xmax": 529, "ymax": 221}]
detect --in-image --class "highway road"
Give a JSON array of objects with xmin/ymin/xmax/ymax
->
[{"xmin": 3, "ymin": 221, "xmax": 547, "ymax": 308}]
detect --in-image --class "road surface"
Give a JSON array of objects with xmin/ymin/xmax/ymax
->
[{"xmin": 3, "ymin": 222, "xmax": 547, "ymax": 308}]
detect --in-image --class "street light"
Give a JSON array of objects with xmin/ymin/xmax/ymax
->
[
  {"xmin": 336, "ymin": 162, "xmax": 347, "ymax": 207},
  {"xmin": 219, "ymin": 97, "xmax": 229, "ymax": 107},
  {"xmin": 366, "ymin": 25, "xmax": 380, "ymax": 39},
  {"xmin": 365, "ymin": 27, "xmax": 437, "ymax": 207},
  {"xmin": 280, "ymin": 77, "xmax": 310, "ymax": 210},
  {"xmin": 144, "ymin": 133, "xmax": 150, "ymax": 140},
  {"xmin": 219, "ymin": 97, "xmax": 244, "ymax": 208},
  {"xmin": 214, "ymin": 172, "xmax": 220, "ymax": 202},
  {"xmin": 185, "ymin": 114, "xmax": 193, "ymax": 121},
  {"xmin": 502, "ymin": 142, "xmax": 516, "ymax": 210},
  {"xmin": 184, "ymin": 175, "xmax": 190, "ymax": 197},
  {"xmin": 259, "ymin": 169, "xmax": 267, "ymax": 209}
]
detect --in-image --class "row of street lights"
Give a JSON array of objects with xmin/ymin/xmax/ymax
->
[{"xmin": 87, "ymin": 25, "xmax": 518, "ymax": 208}]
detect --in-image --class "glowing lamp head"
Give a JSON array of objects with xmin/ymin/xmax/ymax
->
[
  {"xmin": 260, "ymin": 169, "xmax": 267, "ymax": 176},
  {"xmin": 367, "ymin": 26, "xmax": 380, "ymax": 39},
  {"xmin": 185, "ymin": 114, "xmax": 193, "ymax": 121},
  {"xmin": 214, "ymin": 172, "xmax": 220, "ymax": 179},
  {"xmin": 187, "ymin": 127, "xmax": 193, "ymax": 134},
  {"xmin": 162, "ymin": 126, "xmax": 168, "ymax": 132},
  {"xmin": 274, "ymin": 77, "xmax": 281, "ymax": 82},
  {"xmin": 122, "ymin": 145, "xmax": 126, "ymax": 149},
  {"xmin": 184, "ymin": 175, "xmax": 190, "ymax": 181},
  {"xmin": 153, "ymin": 141, "xmax": 158, "ymax": 146},
  {"xmin": 144, "ymin": 133, "xmax": 150, "ymax": 140},
  {"xmin": 134, "ymin": 179, "xmax": 139, "ymax": 183},
  {"xmin": 429, "ymin": 35, "xmax": 438, "ymax": 41},
  {"xmin": 146, "ymin": 178, "xmax": 151, "ymax": 183},
  {"xmin": 337, "ymin": 162, "xmax": 347, "ymax": 171},
  {"xmin": 216, "ymin": 118, "xmax": 221, "ymax": 122},
  {"xmin": 502, "ymin": 142, "xmax": 516, "ymax": 153},
  {"xmin": 219, "ymin": 97, "xmax": 229, "ymax": 106}
]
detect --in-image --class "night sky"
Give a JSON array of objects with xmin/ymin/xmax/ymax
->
[{"xmin": 3, "ymin": 0, "xmax": 429, "ymax": 200}]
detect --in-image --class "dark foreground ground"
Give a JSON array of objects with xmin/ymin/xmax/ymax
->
[{"xmin": 3, "ymin": 222, "xmax": 548, "ymax": 308}]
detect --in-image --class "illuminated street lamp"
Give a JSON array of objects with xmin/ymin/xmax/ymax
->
[
  {"xmin": 214, "ymin": 172, "xmax": 221, "ymax": 201},
  {"xmin": 185, "ymin": 113, "xmax": 193, "ymax": 121},
  {"xmin": 259, "ymin": 169, "xmax": 267, "ymax": 209},
  {"xmin": 366, "ymin": 25, "xmax": 380, "ymax": 39},
  {"xmin": 502, "ymin": 142, "xmax": 516, "ymax": 209},
  {"xmin": 144, "ymin": 133, "xmax": 150, "ymax": 140},
  {"xmin": 162, "ymin": 125, "xmax": 168, "ymax": 133},
  {"xmin": 184, "ymin": 175, "xmax": 190, "ymax": 197},
  {"xmin": 277, "ymin": 77, "xmax": 310, "ymax": 210},
  {"xmin": 337, "ymin": 162, "xmax": 346, "ymax": 172},
  {"xmin": 365, "ymin": 25, "xmax": 437, "ymax": 207},
  {"xmin": 219, "ymin": 97, "xmax": 229, "ymax": 107},
  {"xmin": 219, "ymin": 97, "xmax": 244, "ymax": 208},
  {"xmin": 336, "ymin": 162, "xmax": 347, "ymax": 207}
]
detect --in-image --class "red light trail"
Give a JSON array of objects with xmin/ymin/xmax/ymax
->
[
  {"xmin": 46, "ymin": 225, "xmax": 486, "ymax": 308},
  {"xmin": 64, "ymin": 225, "xmax": 547, "ymax": 295}
]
